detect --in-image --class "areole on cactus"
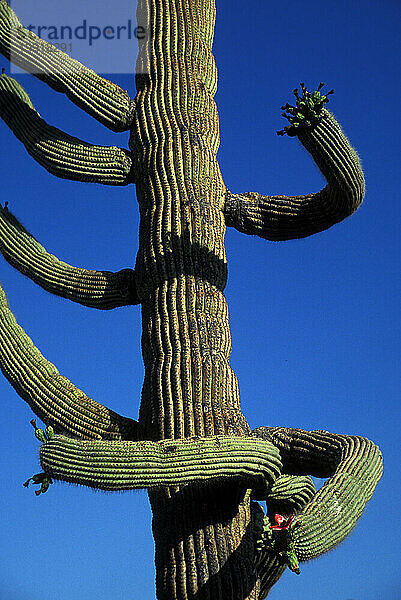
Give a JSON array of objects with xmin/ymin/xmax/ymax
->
[{"xmin": 0, "ymin": 1, "xmax": 382, "ymax": 599}]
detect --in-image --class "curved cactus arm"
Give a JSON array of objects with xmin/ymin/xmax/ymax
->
[
  {"xmin": 224, "ymin": 86, "xmax": 365, "ymax": 241},
  {"xmin": 0, "ymin": 1, "xmax": 135, "ymax": 132},
  {"xmin": 38, "ymin": 434, "xmax": 282, "ymax": 492},
  {"xmin": 252, "ymin": 426, "xmax": 383, "ymax": 565},
  {"xmin": 265, "ymin": 474, "xmax": 316, "ymax": 516},
  {"xmin": 0, "ymin": 205, "xmax": 139, "ymax": 309},
  {"xmin": 0, "ymin": 74, "xmax": 135, "ymax": 185},
  {"xmin": 0, "ymin": 281, "xmax": 137, "ymax": 440}
]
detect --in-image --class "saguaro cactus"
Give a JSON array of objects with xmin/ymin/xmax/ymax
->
[{"xmin": 0, "ymin": 1, "xmax": 382, "ymax": 599}]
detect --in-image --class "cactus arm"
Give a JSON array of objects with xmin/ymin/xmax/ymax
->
[
  {"xmin": 0, "ymin": 1, "xmax": 135, "ymax": 132},
  {"xmin": 0, "ymin": 282, "xmax": 137, "ymax": 440},
  {"xmin": 0, "ymin": 75, "xmax": 135, "ymax": 185},
  {"xmin": 0, "ymin": 206, "xmax": 139, "ymax": 309},
  {"xmin": 252, "ymin": 427, "xmax": 383, "ymax": 562},
  {"xmin": 224, "ymin": 105, "xmax": 365, "ymax": 241},
  {"xmin": 38, "ymin": 434, "xmax": 282, "ymax": 492},
  {"xmin": 255, "ymin": 553, "xmax": 287, "ymax": 600},
  {"xmin": 265, "ymin": 474, "xmax": 316, "ymax": 516}
]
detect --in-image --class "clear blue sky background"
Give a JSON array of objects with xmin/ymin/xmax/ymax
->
[{"xmin": 0, "ymin": 1, "xmax": 399, "ymax": 599}]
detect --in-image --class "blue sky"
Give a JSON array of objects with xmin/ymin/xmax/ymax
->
[{"xmin": 0, "ymin": 1, "xmax": 399, "ymax": 599}]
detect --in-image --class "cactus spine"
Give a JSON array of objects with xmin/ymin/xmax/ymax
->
[{"xmin": 0, "ymin": 1, "xmax": 382, "ymax": 599}]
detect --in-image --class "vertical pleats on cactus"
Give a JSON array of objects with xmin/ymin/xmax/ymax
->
[{"xmin": 0, "ymin": 1, "xmax": 381, "ymax": 599}]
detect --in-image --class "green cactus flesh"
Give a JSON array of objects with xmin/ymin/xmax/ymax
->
[
  {"xmin": 0, "ymin": 205, "xmax": 139, "ymax": 309},
  {"xmin": 0, "ymin": 283, "xmax": 138, "ymax": 440},
  {"xmin": 0, "ymin": 74, "xmax": 135, "ymax": 185},
  {"xmin": 253, "ymin": 427, "xmax": 383, "ymax": 562},
  {"xmin": 39, "ymin": 434, "xmax": 282, "ymax": 492},
  {"xmin": 0, "ymin": 0, "xmax": 382, "ymax": 598}
]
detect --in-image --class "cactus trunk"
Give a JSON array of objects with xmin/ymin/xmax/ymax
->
[{"xmin": 130, "ymin": 1, "xmax": 259, "ymax": 597}]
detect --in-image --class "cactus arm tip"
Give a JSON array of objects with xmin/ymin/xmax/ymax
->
[
  {"xmin": 0, "ymin": 75, "xmax": 136, "ymax": 186},
  {"xmin": 277, "ymin": 82, "xmax": 335, "ymax": 136}
]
